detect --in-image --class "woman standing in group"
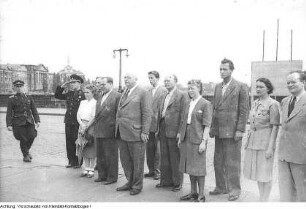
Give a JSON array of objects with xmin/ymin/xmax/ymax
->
[
  {"xmin": 178, "ymin": 79, "xmax": 212, "ymax": 202},
  {"xmin": 243, "ymin": 78, "xmax": 280, "ymax": 201},
  {"xmin": 76, "ymin": 84, "xmax": 97, "ymax": 178}
]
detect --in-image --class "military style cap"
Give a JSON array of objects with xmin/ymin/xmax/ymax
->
[
  {"xmin": 13, "ymin": 80, "xmax": 25, "ymax": 87},
  {"xmin": 69, "ymin": 74, "xmax": 84, "ymax": 84}
]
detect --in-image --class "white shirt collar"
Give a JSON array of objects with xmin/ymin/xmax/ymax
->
[{"xmin": 128, "ymin": 84, "xmax": 138, "ymax": 96}]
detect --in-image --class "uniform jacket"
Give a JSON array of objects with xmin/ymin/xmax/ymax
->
[
  {"xmin": 157, "ymin": 88, "xmax": 188, "ymax": 138},
  {"xmin": 94, "ymin": 90, "xmax": 121, "ymax": 138},
  {"xmin": 54, "ymin": 86, "xmax": 85, "ymax": 124},
  {"xmin": 115, "ymin": 86, "xmax": 152, "ymax": 142},
  {"xmin": 148, "ymin": 86, "xmax": 167, "ymax": 133},
  {"xmin": 278, "ymin": 93, "xmax": 306, "ymax": 164},
  {"xmin": 179, "ymin": 97, "xmax": 212, "ymax": 144},
  {"xmin": 6, "ymin": 93, "xmax": 40, "ymax": 127},
  {"xmin": 210, "ymin": 78, "xmax": 249, "ymax": 138}
]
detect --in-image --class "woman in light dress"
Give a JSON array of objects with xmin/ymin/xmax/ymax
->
[
  {"xmin": 178, "ymin": 79, "xmax": 212, "ymax": 202},
  {"xmin": 76, "ymin": 84, "xmax": 97, "ymax": 178},
  {"xmin": 243, "ymin": 78, "xmax": 280, "ymax": 201}
]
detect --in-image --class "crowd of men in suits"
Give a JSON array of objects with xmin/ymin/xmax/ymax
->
[{"xmin": 6, "ymin": 58, "xmax": 306, "ymax": 202}]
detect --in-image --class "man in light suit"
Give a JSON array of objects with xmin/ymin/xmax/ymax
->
[
  {"xmin": 209, "ymin": 58, "xmax": 249, "ymax": 201},
  {"xmin": 156, "ymin": 74, "xmax": 187, "ymax": 192},
  {"xmin": 144, "ymin": 71, "xmax": 167, "ymax": 180},
  {"xmin": 278, "ymin": 71, "xmax": 306, "ymax": 202},
  {"xmin": 115, "ymin": 73, "xmax": 152, "ymax": 195},
  {"xmin": 94, "ymin": 77, "xmax": 120, "ymax": 185}
]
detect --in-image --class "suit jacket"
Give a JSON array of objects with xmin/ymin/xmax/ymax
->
[
  {"xmin": 94, "ymin": 90, "xmax": 121, "ymax": 138},
  {"xmin": 179, "ymin": 97, "xmax": 212, "ymax": 144},
  {"xmin": 115, "ymin": 86, "xmax": 152, "ymax": 142},
  {"xmin": 157, "ymin": 88, "xmax": 188, "ymax": 138},
  {"xmin": 210, "ymin": 78, "xmax": 249, "ymax": 138},
  {"xmin": 148, "ymin": 86, "xmax": 168, "ymax": 133},
  {"xmin": 278, "ymin": 93, "xmax": 306, "ymax": 164},
  {"xmin": 6, "ymin": 93, "xmax": 40, "ymax": 127}
]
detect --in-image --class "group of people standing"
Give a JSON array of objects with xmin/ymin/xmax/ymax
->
[{"xmin": 6, "ymin": 58, "xmax": 306, "ymax": 202}]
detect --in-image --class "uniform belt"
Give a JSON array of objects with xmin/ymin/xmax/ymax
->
[{"xmin": 250, "ymin": 126, "xmax": 270, "ymax": 131}]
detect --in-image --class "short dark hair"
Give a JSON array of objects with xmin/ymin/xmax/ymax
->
[
  {"xmin": 148, "ymin": 71, "xmax": 160, "ymax": 79},
  {"xmin": 188, "ymin": 79, "xmax": 203, "ymax": 95},
  {"xmin": 84, "ymin": 84, "xmax": 97, "ymax": 95},
  {"xmin": 256, "ymin": 77, "xmax": 274, "ymax": 94},
  {"xmin": 103, "ymin": 77, "xmax": 113, "ymax": 85},
  {"xmin": 221, "ymin": 58, "xmax": 235, "ymax": 70},
  {"xmin": 288, "ymin": 70, "xmax": 306, "ymax": 82}
]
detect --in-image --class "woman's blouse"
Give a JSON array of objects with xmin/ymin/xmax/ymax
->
[
  {"xmin": 77, "ymin": 98, "xmax": 97, "ymax": 122},
  {"xmin": 246, "ymin": 97, "xmax": 280, "ymax": 150}
]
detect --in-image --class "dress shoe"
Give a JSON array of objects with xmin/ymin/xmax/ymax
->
[
  {"xmin": 172, "ymin": 185, "xmax": 182, "ymax": 192},
  {"xmin": 94, "ymin": 177, "xmax": 106, "ymax": 182},
  {"xmin": 103, "ymin": 180, "xmax": 117, "ymax": 185},
  {"xmin": 144, "ymin": 172, "xmax": 155, "ymax": 178},
  {"xmin": 209, "ymin": 189, "xmax": 228, "ymax": 195},
  {"xmin": 153, "ymin": 173, "xmax": 160, "ymax": 180},
  {"xmin": 74, "ymin": 165, "xmax": 81, "ymax": 169},
  {"xmin": 87, "ymin": 171, "xmax": 94, "ymax": 178},
  {"xmin": 116, "ymin": 184, "xmax": 131, "ymax": 191},
  {"xmin": 23, "ymin": 156, "xmax": 31, "ymax": 162},
  {"xmin": 130, "ymin": 189, "xmax": 141, "ymax": 195},
  {"xmin": 228, "ymin": 195, "xmax": 239, "ymax": 201},
  {"xmin": 155, "ymin": 183, "xmax": 173, "ymax": 188},
  {"xmin": 194, "ymin": 196, "xmax": 206, "ymax": 202},
  {"xmin": 180, "ymin": 193, "xmax": 199, "ymax": 201},
  {"xmin": 65, "ymin": 164, "xmax": 73, "ymax": 168}
]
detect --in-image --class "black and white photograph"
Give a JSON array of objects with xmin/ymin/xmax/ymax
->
[{"xmin": 0, "ymin": 0, "xmax": 306, "ymax": 208}]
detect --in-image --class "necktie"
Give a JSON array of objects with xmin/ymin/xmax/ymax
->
[
  {"xmin": 288, "ymin": 96, "xmax": 296, "ymax": 117},
  {"xmin": 120, "ymin": 89, "xmax": 130, "ymax": 106}
]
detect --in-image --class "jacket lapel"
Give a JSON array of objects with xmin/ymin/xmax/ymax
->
[
  {"xmin": 287, "ymin": 94, "xmax": 306, "ymax": 121},
  {"xmin": 220, "ymin": 79, "xmax": 237, "ymax": 104},
  {"xmin": 119, "ymin": 86, "xmax": 139, "ymax": 109},
  {"xmin": 167, "ymin": 88, "xmax": 177, "ymax": 108}
]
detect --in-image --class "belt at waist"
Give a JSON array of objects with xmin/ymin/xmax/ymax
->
[{"xmin": 250, "ymin": 126, "xmax": 271, "ymax": 131}]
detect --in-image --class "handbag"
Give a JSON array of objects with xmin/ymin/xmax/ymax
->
[{"xmin": 84, "ymin": 125, "xmax": 95, "ymax": 145}]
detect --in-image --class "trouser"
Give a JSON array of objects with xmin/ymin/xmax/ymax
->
[
  {"xmin": 13, "ymin": 123, "xmax": 36, "ymax": 157},
  {"xmin": 159, "ymin": 119, "xmax": 181, "ymax": 186},
  {"xmin": 146, "ymin": 132, "xmax": 161, "ymax": 174},
  {"xmin": 278, "ymin": 160, "xmax": 306, "ymax": 202},
  {"xmin": 96, "ymin": 137, "xmax": 118, "ymax": 182},
  {"xmin": 213, "ymin": 137, "xmax": 242, "ymax": 196},
  {"xmin": 118, "ymin": 139, "xmax": 146, "ymax": 191},
  {"xmin": 65, "ymin": 123, "xmax": 79, "ymax": 166}
]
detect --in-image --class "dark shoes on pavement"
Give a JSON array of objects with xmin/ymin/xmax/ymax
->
[
  {"xmin": 94, "ymin": 177, "xmax": 107, "ymax": 182},
  {"xmin": 130, "ymin": 189, "xmax": 141, "ymax": 195},
  {"xmin": 194, "ymin": 196, "xmax": 206, "ymax": 202},
  {"xmin": 116, "ymin": 184, "xmax": 131, "ymax": 191},
  {"xmin": 23, "ymin": 155, "xmax": 31, "ymax": 162},
  {"xmin": 153, "ymin": 173, "xmax": 160, "ymax": 180},
  {"xmin": 209, "ymin": 189, "xmax": 229, "ymax": 195},
  {"xmin": 103, "ymin": 180, "xmax": 117, "ymax": 185},
  {"xmin": 172, "ymin": 185, "xmax": 182, "ymax": 192},
  {"xmin": 155, "ymin": 183, "xmax": 174, "ymax": 188},
  {"xmin": 180, "ymin": 193, "xmax": 199, "ymax": 201},
  {"xmin": 228, "ymin": 195, "xmax": 239, "ymax": 201}
]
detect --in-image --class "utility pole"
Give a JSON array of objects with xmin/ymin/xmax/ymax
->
[{"xmin": 113, "ymin": 48, "xmax": 129, "ymax": 92}]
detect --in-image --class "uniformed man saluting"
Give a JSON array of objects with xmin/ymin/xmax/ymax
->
[
  {"xmin": 55, "ymin": 74, "xmax": 85, "ymax": 168},
  {"xmin": 6, "ymin": 80, "xmax": 40, "ymax": 162}
]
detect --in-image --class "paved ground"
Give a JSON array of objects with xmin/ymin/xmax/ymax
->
[{"xmin": 0, "ymin": 109, "xmax": 281, "ymax": 202}]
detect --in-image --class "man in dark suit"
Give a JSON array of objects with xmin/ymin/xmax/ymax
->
[
  {"xmin": 144, "ymin": 71, "xmax": 167, "ymax": 180},
  {"xmin": 55, "ymin": 74, "xmax": 85, "ymax": 168},
  {"xmin": 156, "ymin": 74, "xmax": 187, "ymax": 192},
  {"xmin": 278, "ymin": 71, "xmax": 306, "ymax": 201},
  {"xmin": 6, "ymin": 80, "xmax": 40, "ymax": 162},
  {"xmin": 209, "ymin": 58, "xmax": 249, "ymax": 201},
  {"xmin": 115, "ymin": 73, "xmax": 152, "ymax": 195},
  {"xmin": 94, "ymin": 77, "xmax": 121, "ymax": 185}
]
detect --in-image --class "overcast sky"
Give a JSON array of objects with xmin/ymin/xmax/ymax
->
[{"xmin": 1, "ymin": 0, "xmax": 305, "ymax": 86}]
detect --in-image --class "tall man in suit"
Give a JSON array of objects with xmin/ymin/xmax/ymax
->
[
  {"xmin": 144, "ymin": 71, "xmax": 167, "ymax": 180},
  {"xmin": 278, "ymin": 71, "xmax": 306, "ymax": 201},
  {"xmin": 94, "ymin": 77, "xmax": 121, "ymax": 185},
  {"xmin": 156, "ymin": 74, "xmax": 187, "ymax": 192},
  {"xmin": 209, "ymin": 58, "xmax": 249, "ymax": 201},
  {"xmin": 115, "ymin": 73, "xmax": 152, "ymax": 195}
]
